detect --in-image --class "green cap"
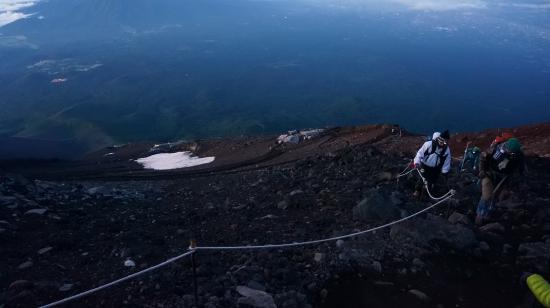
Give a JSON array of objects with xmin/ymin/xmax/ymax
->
[{"xmin": 505, "ymin": 138, "xmax": 521, "ymax": 153}]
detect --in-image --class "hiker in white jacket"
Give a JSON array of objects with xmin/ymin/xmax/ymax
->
[{"xmin": 413, "ymin": 130, "xmax": 452, "ymax": 198}]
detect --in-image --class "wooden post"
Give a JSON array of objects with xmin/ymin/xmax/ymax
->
[{"xmin": 189, "ymin": 240, "xmax": 198, "ymax": 305}]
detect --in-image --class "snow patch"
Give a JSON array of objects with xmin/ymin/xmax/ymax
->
[{"xmin": 136, "ymin": 151, "xmax": 215, "ymax": 170}]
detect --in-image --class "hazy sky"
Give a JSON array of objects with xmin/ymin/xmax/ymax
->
[{"xmin": 2, "ymin": 0, "xmax": 550, "ymax": 29}]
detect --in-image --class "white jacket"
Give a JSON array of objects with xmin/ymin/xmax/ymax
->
[{"xmin": 414, "ymin": 140, "xmax": 451, "ymax": 174}]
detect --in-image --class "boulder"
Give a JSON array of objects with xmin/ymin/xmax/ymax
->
[
  {"xmin": 353, "ymin": 190, "xmax": 399, "ymax": 222},
  {"xmin": 448, "ymin": 212, "xmax": 471, "ymax": 225},
  {"xmin": 390, "ymin": 214, "xmax": 478, "ymax": 251}
]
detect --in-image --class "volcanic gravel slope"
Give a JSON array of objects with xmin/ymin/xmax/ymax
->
[{"xmin": 1, "ymin": 123, "xmax": 550, "ymax": 308}]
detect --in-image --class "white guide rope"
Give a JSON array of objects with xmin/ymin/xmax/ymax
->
[
  {"xmin": 39, "ymin": 251, "xmax": 195, "ymax": 308},
  {"xmin": 195, "ymin": 192, "xmax": 455, "ymax": 251}
]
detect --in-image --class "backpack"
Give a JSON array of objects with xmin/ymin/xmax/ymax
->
[
  {"xmin": 459, "ymin": 146, "xmax": 480, "ymax": 173},
  {"xmin": 423, "ymin": 140, "xmax": 448, "ymax": 169}
]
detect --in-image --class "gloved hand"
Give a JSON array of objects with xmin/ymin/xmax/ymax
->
[{"xmin": 408, "ymin": 162, "xmax": 420, "ymax": 169}]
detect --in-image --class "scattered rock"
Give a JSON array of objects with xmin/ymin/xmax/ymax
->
[
  {"xmin": 377, "ymin": 172, "xmax": 393, "ymax": 181},
  {"xmin": 9, "ymin": 280, "xmax": 33, "ymax": 290},
  {"xmin": 124, "ymin": 259, "xmax": 136, "ymax": 267},
  {"xmin": 502, "ymin": 244, "xmax": 514, "ymax": 255},
  {"xmin": 0, "ymin": 196, "xmax": 18, "ymax": 205},
  {"xmin": 59, "ymin": 284, "xmax": 73, "ymax": 292},
  {"xmin": 412, "ymin": 258, "xmax": 425, "ymax": 268},
  {"xmin": 480, "ymin": 222, "xmax": 505, "ymax": 234},
  {"xmin": 336, "ymin": 239, "xmax": 345, "ymax": 248},
  {"xmin": 25, "ymin": 208, "xmax": 48, "ymax": 215},
  {"xmin": 236, "ymin": 286, "xmax": 276, "ymax": 308},
  {"xmin": 479, "ymin": 241, "xmax": 490, "ymax": 251},
  {"xmin": 260, "ymin": 214, "xmax": 278, "ymax": 220},
  {"xmin": 373, "ymin": 280, "xmax": 394, "ymax": 287},
  {"xmin": 18, "ymin": 261, "xmax": 33, "ymax": 270},
  {"xmin": 289, "ymin": 190, "xmax": 303, "ymax": 196},
  {"xmin": 87, "ymin": 186, "xmax": 103, "ymax": 194},
  {"xmin": 517, "ymin": 242, "xmax": 550, "ymax": 273},
  {"xmin": 371, "ymin": 261, "xmax": 382, "ymax": 273},
  {"xmin": 38, "ymin": 247, "xmax": 53, "ymax": 255},
  {"xmin": 277, "ymin": 200, "xmax": 289, "ymax": 210},
  {"xmin": 314, "ymin": 253, "xmax": 324, "ymax": 263},
  {"xmin": 408, "ymin": 289, "xmax": 430, "ymax": 302},
  {"xmin": 319, "ymin": 289, "xmax": 328, "ymax": 300}
]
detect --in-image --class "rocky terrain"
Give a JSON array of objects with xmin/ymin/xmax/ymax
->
[{"xmin": 1, "ymin": 123, "xmax": 550, "ymax": 308}]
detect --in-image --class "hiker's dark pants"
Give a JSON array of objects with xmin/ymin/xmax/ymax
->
[{"xmin": 415, "ymin": 164, "xmax": 440, "ymax": 193}]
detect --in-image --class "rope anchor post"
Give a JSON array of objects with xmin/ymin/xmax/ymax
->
[{"xmin": 189, "ymin": 239, "xmax": 199, "ymax": 306}]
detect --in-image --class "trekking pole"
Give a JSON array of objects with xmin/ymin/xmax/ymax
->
[
  {"xmin": 492, "ymin": 175, "xmax": 509, "ymax": 196},
  {"xmin": 459, "ymin": 142, "xmax": 471, "ymax": 174},
  {"xmin": 489, "ymin": 175, "xmax": 509, "ymax": 212},
  {"xmin": 189, "ymin": 239, "xmax": 199, "ymax": 305}
]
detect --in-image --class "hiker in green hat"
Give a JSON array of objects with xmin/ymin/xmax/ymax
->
[{"xmin": 475, "ymin": 137, "xmax": 525, "ymax": 225}]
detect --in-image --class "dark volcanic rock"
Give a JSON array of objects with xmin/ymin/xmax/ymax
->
[{"xmin": 448, "ymin": 212, "xmax": 471, "ymax": 225}]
